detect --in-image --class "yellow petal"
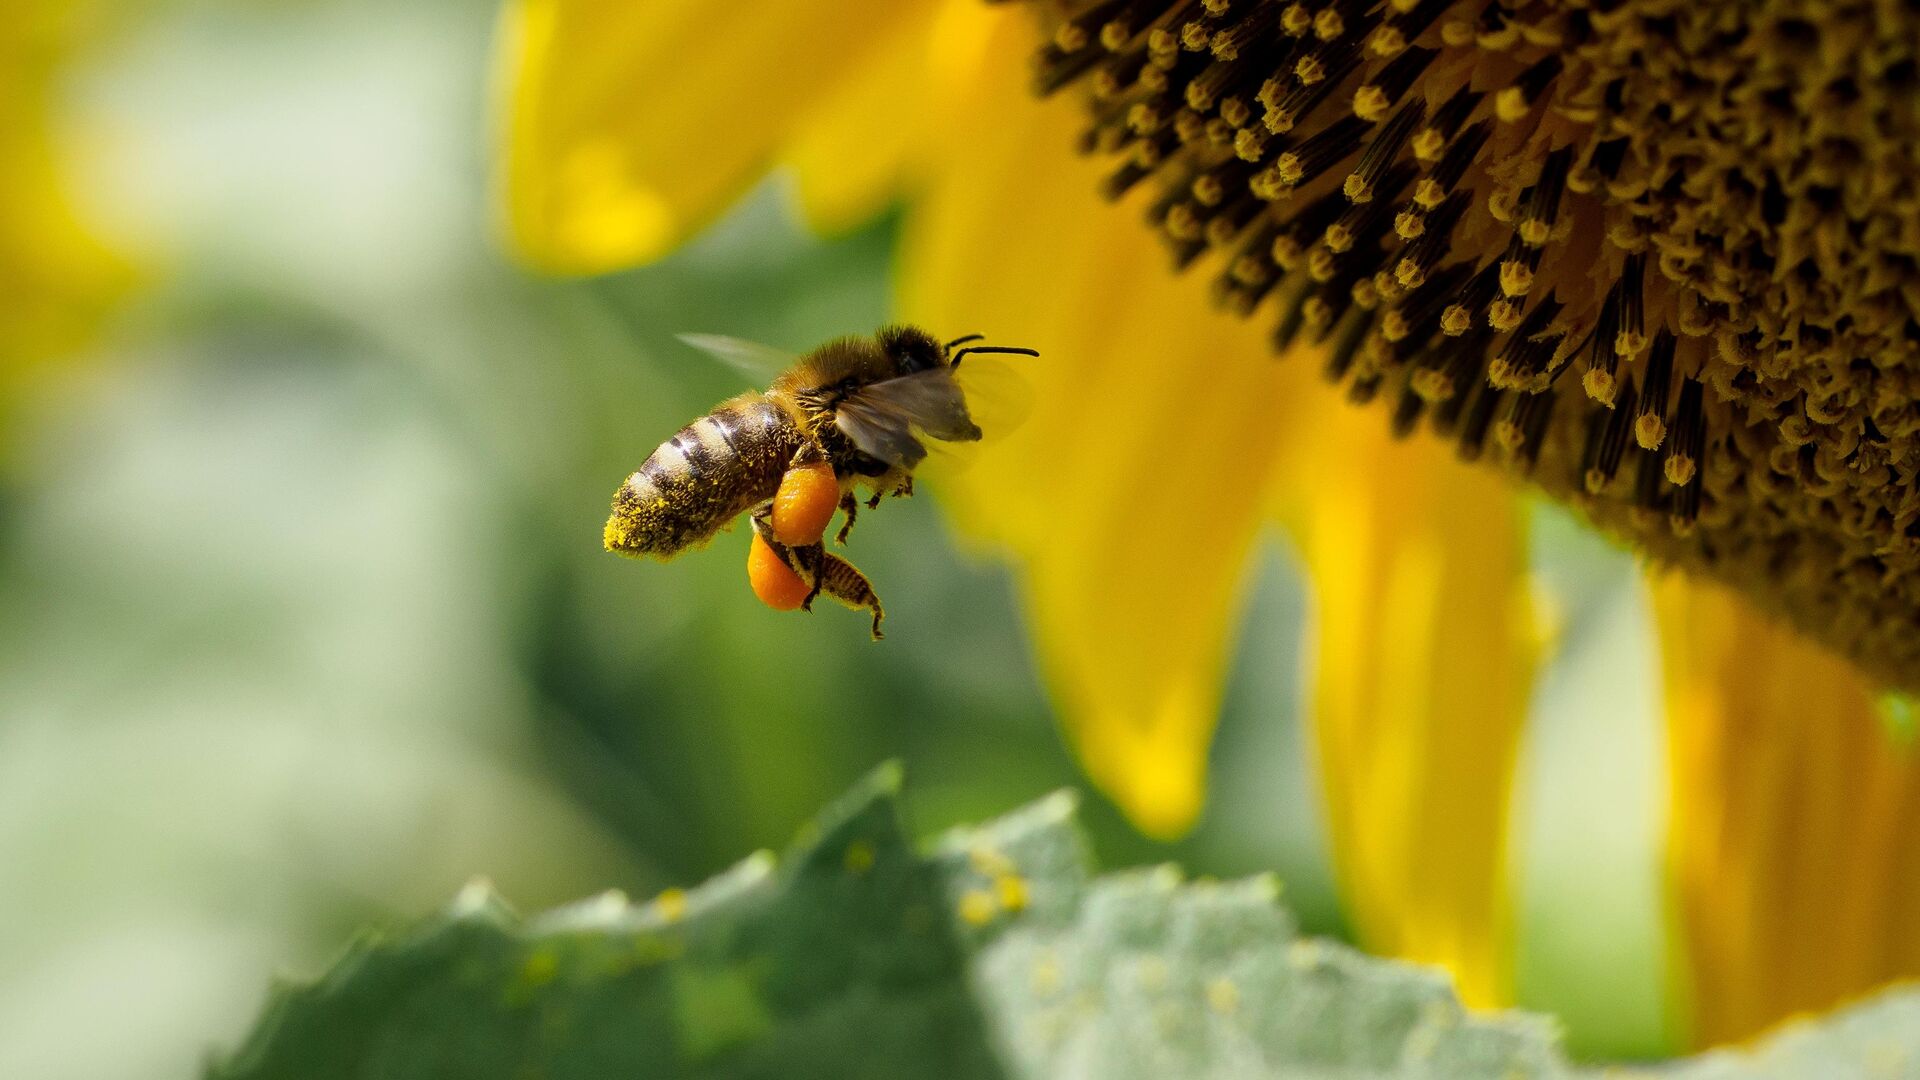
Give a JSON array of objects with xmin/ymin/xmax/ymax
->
[
  {"xmin": 780, "ymin": 5, "xmax": 941, "ymax": 236},
  {"xmin": 899, "ymin": 6, "xmax": 1308, "ymax": 837},
  {"xmin": 496, "ymin": 0, "xmax": 931, "ymax": 273},
  {"xmin": 1284, "ymin": 413, "xmax": 1535, "ymax": 1008},
  {"xmin": 1654, "ymin": 571, "xmax": 1920, "ymax": 1047}
]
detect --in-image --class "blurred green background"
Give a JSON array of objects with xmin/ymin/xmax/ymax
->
[{"xmin": 1, "ymin": 0, "xmax": 1675, "ymax": 1075}]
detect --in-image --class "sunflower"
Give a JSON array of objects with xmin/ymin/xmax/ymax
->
[{"xmin": 496, "ymin": 0, "xmax": 1920, "ymax": 1049}]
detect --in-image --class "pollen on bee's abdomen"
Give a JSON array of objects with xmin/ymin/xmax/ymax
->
[{"xmin": 1026, "ymin": 0, "xmax": 1920, "ymax": 687}]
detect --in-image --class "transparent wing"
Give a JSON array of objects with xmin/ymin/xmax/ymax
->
[
  {"xmin": 676, "ymin": 333, "xmax": 797, "ymax": 386},
  {"xmin": 949, "ymin": 355, "xmax": 1032, "ymax": 442},
  {"xmin": 832, "ymin": 367, "xmax": 984, "ymax": 469}
]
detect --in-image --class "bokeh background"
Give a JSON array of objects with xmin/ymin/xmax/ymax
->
[{"xmin": 3, "ymin": 1, "xmax": 1674, "ymax": 1076}]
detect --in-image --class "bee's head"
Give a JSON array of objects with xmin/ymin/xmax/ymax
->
[{"xmin": 877, "ymin": 325, "xmax": 948, "ymax": 375}]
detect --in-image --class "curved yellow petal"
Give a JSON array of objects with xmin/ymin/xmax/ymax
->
[
  {"xmin": 899, "ymin": 5, "xmax": 1309, "ymax": 837},
  {"xmin": 1654, "ymin": 572, "xmax": 1920, "ymax": 1047},
  {"xmin": 496, "ymin": 0, "xmax": 931, "ymax": 273},
  {"xmin": 1284, "ymin": 415, "xmax": 1535, "ymax": 1008}
]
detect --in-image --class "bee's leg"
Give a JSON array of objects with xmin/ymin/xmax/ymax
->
[
  {"xmin": 894, "ymin": 476, "xmax": 914, "ymax": 499},
  {"xmin": 752, "ymin": 508, "xmax": 883, "ymax": 636},
  {"xmin": 797, "ymin": 545, "xmax": 826, "ymax": 611},
  {"xmin": 814, "ymin": 551, "xmax": 886, "ymax": 640},
  {"xmin": 750, "ymin": 507, "xmax": 825, "ymax": 611},
  {"xmin": 834, "ymin": 493, "xmax": 859, "ymax": 546},
  {"xmin": 865, "ymin": 490, "xmax": 884, "ymax": 511}
]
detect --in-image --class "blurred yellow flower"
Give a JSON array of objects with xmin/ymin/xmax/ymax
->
[
  {"xmin": 495, "ymin": 0, "xmax": 1920, "ymax": 1047},
  {"xmin": 0, "ymin": 2, "xmax": 125, "ymax": 422}
]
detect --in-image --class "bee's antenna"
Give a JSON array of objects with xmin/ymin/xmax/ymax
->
[
  {"xmin": 951, "ymin": 345, "xmax": 1039, "ymax": 369},
  {"xmin": 944, "ymin": 333, "xmax": 986, "ymax": 350}
]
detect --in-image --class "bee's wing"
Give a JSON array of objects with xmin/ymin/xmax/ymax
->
[
  {"xmin": 949, "ymin": 355, "xmax": 1032, "ymax": 441},
  {"xmin": 676, "ymin": 333, "xmax": 797, "ymax": 386},
  {"xmin": 833, "ymin": 367, "xmax": 982, "ymax": 469}
]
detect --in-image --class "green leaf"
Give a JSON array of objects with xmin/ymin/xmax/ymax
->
[
  {"xmin": 213, "ymin": 765, "xmax": 1920, "ymax": 1079},
  {"xmin": 212, "ymin": 764, "xmax": 1005, "ymax": 1080}
]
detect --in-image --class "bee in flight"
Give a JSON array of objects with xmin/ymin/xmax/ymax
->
[{"xmin": 603, "ymin": 325, "xmax": 1036, "ymax": 639}]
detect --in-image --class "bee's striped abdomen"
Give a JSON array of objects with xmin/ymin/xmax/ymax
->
[{"xmin": 605, "ymin": 395, "xmax": 800, "ymax": 559}]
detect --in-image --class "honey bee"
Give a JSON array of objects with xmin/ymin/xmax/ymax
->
[{"xmin": 603, "ymin": 325, "xmax": 1036, "ymax": 638}]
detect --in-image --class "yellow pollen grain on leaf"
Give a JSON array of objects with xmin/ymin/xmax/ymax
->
[
  {"xmin": 1205, "ymin": 976, "xmax": 1240, "ymax": 1015},
  {"xmin": 652, "ymin": 887, "xmax": 688, "ymax": 923},
  {"xmin": 957, "ymin": 887, "xmax": 998, "ymax": 926},
  {"xmin": 995, "ymin": 873, "xmax": 1031, "ymax": 913},
  {"xmin": 842, "ymin": 839, "xmax": 876, "ymax": 874}
]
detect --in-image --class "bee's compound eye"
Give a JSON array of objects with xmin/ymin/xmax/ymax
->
[
  {"xmin": 772, "ymin": 462, "xmax": 839, "ymax": 546},
  {"xmin": 747, "ymin": 534, "xmax": 811, "ymax": 611}
]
